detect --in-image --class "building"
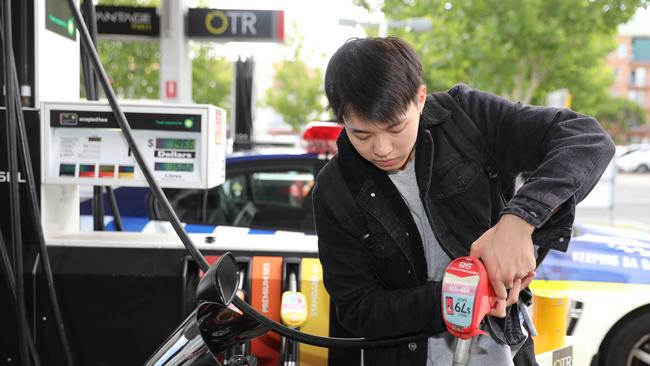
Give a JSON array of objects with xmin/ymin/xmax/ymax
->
[
  {"xmin": 607, "ymin": 10, "xmax": 650, "ymax": 141},
  {"xmin": 608, "ymin": 35, "xmax": 650, "ymax": 109}
]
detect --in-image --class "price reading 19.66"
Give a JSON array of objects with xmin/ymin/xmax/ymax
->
[{"xmin": 155, "ymin": 138, "xmax": 196, "ymax": 151}]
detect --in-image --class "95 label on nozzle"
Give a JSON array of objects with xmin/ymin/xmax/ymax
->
[{"xmin": 442, "ymin": 266, "xmax": 480, "ymax": 328}]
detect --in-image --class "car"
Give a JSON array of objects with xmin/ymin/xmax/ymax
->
[
  {"xmin": 616, "ymin": 148, "xmax": 650, "ymax": 173},
  {"xmin": 533, "ymin": 223, "xmax": 650, "ymax": 366},
  {"xmin": 79, "ymin": 123, "xmax": 650, "ymax": 366}
]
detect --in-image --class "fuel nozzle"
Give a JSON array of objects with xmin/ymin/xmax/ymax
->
[
  {"xmin": 280, "ymin": 271, "xmax": 308, "ymax": 366},
  {"xmin": 441, "ymin": 256, "xmax": 497, "ymax": 366}
]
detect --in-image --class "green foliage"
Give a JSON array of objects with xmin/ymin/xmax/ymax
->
[
  {"xmin": 593, "ymin": 95, "xmax": 646, "ymax": 142},
  {"xmin": 191, "ymin": 43, "xmax": 232, "ymax": 109},
  {"xmin": 380, "ymin": 0, "xmax": 647, "ymax": 117},
  {"xmin": 264, "ymin": 36, "xmax": 325, "ymax": 132},
  {"xmin": 96, "ymin": 40, "xmax": 161, "ymax": 99},
  {"xmin": 88, "ymin": 0, "xmax": 231, "ymax": 110}
]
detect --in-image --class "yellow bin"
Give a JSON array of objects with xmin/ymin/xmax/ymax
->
[{"xmin": 531, "ymin": 291, "xmax": 569, "ymax": 354}]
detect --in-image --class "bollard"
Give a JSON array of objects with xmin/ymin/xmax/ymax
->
[{"xmin": 532, "ymin": 291, "xmax": 569, "ymax": 354}]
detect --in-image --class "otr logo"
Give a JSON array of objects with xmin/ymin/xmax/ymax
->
[
  {"xmin": 553, "ymin": 356, "xmax": 572, "ymax": 366},
  {"xmin": 205, "ymin": 10, "xmax": 258, "ymax": 35}
]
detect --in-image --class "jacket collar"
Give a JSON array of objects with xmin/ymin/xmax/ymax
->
[{"xmin": 421, "ymin": 93, "xmax": 452, "ymax": 127}]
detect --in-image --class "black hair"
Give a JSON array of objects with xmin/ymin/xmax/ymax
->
[{"xmin": 324, "ymin": 37, "xmax": 423, "ymax": 125}]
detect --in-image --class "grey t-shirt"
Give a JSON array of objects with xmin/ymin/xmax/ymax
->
[{"xmin": 388, "ymin": 159, "xmax": 516, "ymax": 366}]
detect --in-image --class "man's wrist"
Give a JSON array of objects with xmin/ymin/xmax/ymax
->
[{"xmin": 501, "ymin": 213, "xmax": 535, "ymax": 235}]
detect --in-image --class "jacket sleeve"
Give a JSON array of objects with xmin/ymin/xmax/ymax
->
[
  {"xmin": 450, "ymin": 84, "xmax": 616, "ymax": 251},
  {"xmin": 312, "ymin": 182, "xmax": 446, "ymax": 338}
]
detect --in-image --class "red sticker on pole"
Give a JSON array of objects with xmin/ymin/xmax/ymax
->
[
  {"xmin": 165, "ymin": 80, "xmax": 177, "ymax": 99},
  {"xmin": 441, "ymin": 256, "xmax": 497, "ymax": 339}
]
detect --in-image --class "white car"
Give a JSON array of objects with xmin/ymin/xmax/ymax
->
[{"xmin": 616, "ymin": 149, "xmax": 650, "ymax": 173}]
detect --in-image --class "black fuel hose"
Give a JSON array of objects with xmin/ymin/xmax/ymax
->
[
  {"xmin": 2, "ymin": 0, "xmax": 28, "ymax": 363},
  {"xmin": 80, "ymin": 0, "xmax": 107, "ymax": 232},
  {"xmin": 0, "ymin": 9, "xmax": 76, "ymax": 366},
  {"xmin": 65, "ymin": 0, "xmax": 430, "ymax": 350},
  {"xmin": 0, "ymin": 230, "xmax": 42, "ymax": 366},
  {"xmin": 106, "ymin": 186, "xmax": 124, "ymax": 231}
]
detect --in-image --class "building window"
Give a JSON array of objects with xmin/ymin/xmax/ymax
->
[
  {"xmin": 632, "ymin": 38, "xmax": 650, "ymax": 61},
  {"xmin": 630, "ymin": 67, "xmax": 647, "ymax": 86},
  {"xmin": 616, "ymin": 43, "xmax": 628, "ymax": 58}
]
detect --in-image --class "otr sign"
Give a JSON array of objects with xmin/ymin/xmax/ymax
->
[
  {"xmin": 188, "ymin": 8, "xmax": 284, "ymax": 42},
  {"xmin": 205, "ymin": 10, "xmax": 257, "ymax": 36},
  {"xmin": 95, "ymin": 7, "xmax": 284, "ymax": 42}
]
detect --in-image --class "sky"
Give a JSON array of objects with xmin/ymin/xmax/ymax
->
[
  {"xmin": 197, "ymin": 0, "xmax": 377, "ymax": 69},
  {"xmin": 619, "ymin": 6, "xmax": 650, "ymax": 36}
]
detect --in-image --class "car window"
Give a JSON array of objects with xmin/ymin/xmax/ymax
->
[
  {"xmin": 251, "ymin": 170, "xmax": 314, "ymax": 207},
  {"xmin": 156, "ymin": 165, "xmax": 318, "ymax": 233}
]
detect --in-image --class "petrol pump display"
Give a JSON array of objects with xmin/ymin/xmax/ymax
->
[{"xmin": 41, "ymin": 101, "xmax": 226, "ymax": 189}]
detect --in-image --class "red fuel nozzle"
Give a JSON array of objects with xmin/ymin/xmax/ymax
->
[{"xmin": 441, "ymin": 256, "xmax": 497, "ymax": 340}]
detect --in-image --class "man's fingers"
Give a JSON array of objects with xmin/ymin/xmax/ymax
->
[
  {"xmin": 506, "ymin": 279, "xmax": 521, "ymax": 307},
  {"xmin": 492, "ymin": 281, "xmax": 508, "ymax": 301},
  {"xmin": 521, "ymin": 271, "xmax": 536, "ymax": 288},
  {"xmin": 489, "ymin": 298, "xmax": 507, "ymax": 318}
]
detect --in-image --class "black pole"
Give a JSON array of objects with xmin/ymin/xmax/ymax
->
[{"xmin": 19, "ymin": 0, "xmax": 31, "ymax": 107}]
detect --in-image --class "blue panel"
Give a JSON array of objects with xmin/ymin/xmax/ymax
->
[
  {"xmin": 184, "ymin": 224, "xmax": 216, "ymax": 233},
  {"xmin": 538, "ymin": 234, "xmax": 650, "ymax": 285},
  {"xmin": 108, "ymin": 217, "xmax": 150, "ymax": 232},
  {"xmin": 248, "ymin": 229, "xmax": 276, "ymax": 235}
]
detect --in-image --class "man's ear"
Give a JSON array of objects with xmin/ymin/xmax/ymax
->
[{"xmin": 418, "ymin": 84, "xmax": 427, "ymax": 112}]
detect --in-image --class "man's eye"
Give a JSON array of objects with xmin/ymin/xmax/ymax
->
[
  {"xmin": 390, "ymin": 127, "xmax": 405, "ymax": 134},
  {"xmin": 356, "ymin": 134, "xmax": 370, "ymax": 141}
]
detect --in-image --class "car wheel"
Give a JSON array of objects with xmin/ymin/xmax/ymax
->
[
  {"xmin": 634, "ymin": 164, "xmax": 650, "ymax": 173},
  {"xmin": 599, "ymin": 311, "xmax": 650, "ymax": 366}
]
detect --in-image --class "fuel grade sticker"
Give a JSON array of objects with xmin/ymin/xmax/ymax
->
[{"xmin": 442, "ymin": 271, "xmax": 480, "ymax": 328}]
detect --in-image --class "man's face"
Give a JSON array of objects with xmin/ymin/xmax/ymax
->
[{"xmin": 344, "ymin": 85, "xmax": 427, "ymax": 172}]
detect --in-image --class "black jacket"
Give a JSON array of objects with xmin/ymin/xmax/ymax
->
[{"xmin": 312, "ymin": 84, "xmax": 616, "ymax": 365}]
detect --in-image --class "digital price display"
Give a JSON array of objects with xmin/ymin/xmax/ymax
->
[
  {"xmin": 154, "ymin": 162, "xmax": 194, "ymax": 172},
  {"xmin": 156, "ymin": 138, "xmax": 196, "ymax": 151}
]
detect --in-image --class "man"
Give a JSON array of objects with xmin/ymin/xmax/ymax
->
[{"xmin": 312, "ymin": 37, "xmax": 615, "ymax": 365}]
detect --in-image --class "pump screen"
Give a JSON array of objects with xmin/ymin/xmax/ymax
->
[
  {"xmin": 154, "ymin": 162, "xmax": 194, "ymax": 172},
  {"xmin": 156, "ymin": 138, "xmax": 196, "ymax": 151}
]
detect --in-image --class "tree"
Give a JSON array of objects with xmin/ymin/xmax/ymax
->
[
  {"xmin": 264, "ymin": 34, "xmax": 325, "ymax": 132},
  {"xmin": 365, "ymin": 0, "xmax": 647, "ymax": 116},
  {"xmin": 593, "ymin": 95, "xmax": 646, "ymax": 143},
  {"xmin": 190, "ymin": 43, "xmax": 232, "ymax": 109},
  {"xmin": 89, "ymin": 0, "xmax": 231, "ymax": 110}
]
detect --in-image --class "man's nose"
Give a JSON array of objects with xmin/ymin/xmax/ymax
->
[{"xmin": 373, "ymin": 134, "xmax": 392, "ymax": 157}]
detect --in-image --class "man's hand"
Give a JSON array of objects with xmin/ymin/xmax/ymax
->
[{"xmin": 470, "ymin": 214, "xmax": 537, "ymax": 318}]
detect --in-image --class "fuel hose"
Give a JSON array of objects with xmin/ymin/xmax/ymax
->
[{"xmin": 0, "ymin": 6, "xmax": 75, "ymax": 366}]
